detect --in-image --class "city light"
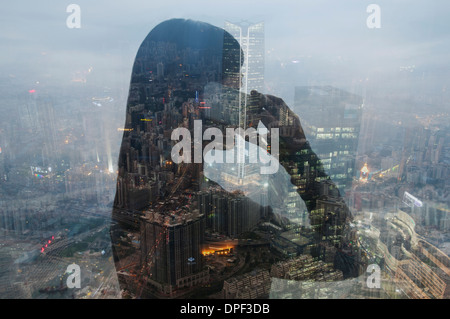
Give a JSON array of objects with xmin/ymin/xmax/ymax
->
[{"xmin": 1, "ymin": 7, "xmax": 449, "ymax": 302}]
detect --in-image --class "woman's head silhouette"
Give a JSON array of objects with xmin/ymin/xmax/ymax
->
[{"xmin": 130, "ymin": 18, "xmax": 242, "ymax": 104}]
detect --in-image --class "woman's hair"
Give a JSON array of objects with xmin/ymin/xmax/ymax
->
[{"xmin": 129, "ymin": 19, "xmax": 242, "ymax": 92}]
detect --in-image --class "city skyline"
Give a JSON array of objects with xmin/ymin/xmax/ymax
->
[{"xmin": 0, "ymin": 2, "xmax": 449, "ymax": 301}]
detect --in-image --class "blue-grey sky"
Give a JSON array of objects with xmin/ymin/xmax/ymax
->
[{"xmin": 1, "ymin": 0, "xmax": 449, "ymax": 105}]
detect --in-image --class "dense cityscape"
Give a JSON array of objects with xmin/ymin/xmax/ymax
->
[{"xmin": 0, "ymin": 13, "xmax": 449, "ymax": 301}]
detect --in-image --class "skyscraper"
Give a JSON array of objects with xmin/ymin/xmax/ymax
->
[
  {"xmin": 224, "ymin": 21, "xmax": 265, "ymax": 95},
  {"xmin": 197, "ymin": 189, "xmax": 264, "ymax": 238},
  {"xmin": 294, "ymin": 86, "xmax": 363, "ymax": 195},
  {"xmin": 223, "ymin": 21, "xmax": 265, "ymax": 184},
  {"xmin": 140, "ymin": 209, "xmax": 208, "ymax": 296}
]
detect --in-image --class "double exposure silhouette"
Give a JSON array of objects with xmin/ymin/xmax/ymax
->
[{"xmin": 111, "ymin": 19, "xmax": 360, "ymax": 299}]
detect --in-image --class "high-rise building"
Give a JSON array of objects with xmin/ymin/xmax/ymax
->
[
  {"xmin": 157, "ymin": 62, "xmax": 164, "ymax": 79},
  {"xmin": 0, "ymin": 143, "xmax": 4, "ymax": 181},
  {"xmin": 294, "ymin": 86, "xmax": 363, "ymax": 195},
  {"xmin": 224, "ymin": 21, "xmax": 265, "ymax": 95},
  {"xmin": 224, "ymin": 21, "xmax": 265, "ymax": 162},
  {"xmin": 222, "ymin": 268, "xmax": 271, "ymax": 299},
  {"xmin": 227, "ymin": 195, "xmax": 261, "ymax": 237},
  {"xmin": 197, "ymin": 189, "xmax": 264, "ymax": 237},
  {"xmin": 140, "ymin": 209, "xmax": 208, "ymax": 295}
]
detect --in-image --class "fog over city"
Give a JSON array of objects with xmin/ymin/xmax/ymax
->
[
  {"xmin": 0, "ymin": 1, "xmax": 448, "ymax": 300},
  {"xmin": 2, "ymin": 1, "xmax": 450, "ymax": 96},
  {"xmin": 1, "ymin": 1, "xmax": 449, "ymax": 174}
]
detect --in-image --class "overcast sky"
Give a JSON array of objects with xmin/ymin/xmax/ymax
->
[{"xmin": 1, "ymin": 0, "xmax": 449, "ymax": 106}]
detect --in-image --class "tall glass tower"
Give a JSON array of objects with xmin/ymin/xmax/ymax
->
[
  {"xmin": 224, "ymin": 21, "xmax": 265, "ymax": 95},
  {"xmin": 224, "ymin": 21, "xmax": 265, "ymax": 182}
]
